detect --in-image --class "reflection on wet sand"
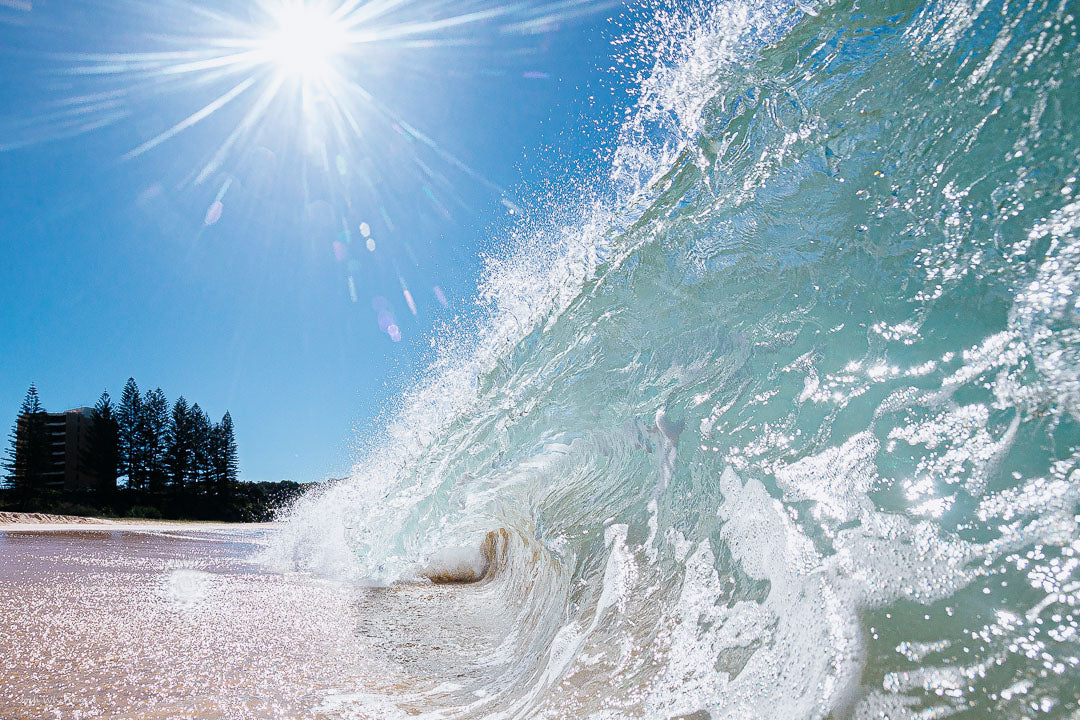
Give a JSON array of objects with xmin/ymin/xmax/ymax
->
[{"xmin": 0, "ymin": 528, "xmax": 388, "ymax": 719}]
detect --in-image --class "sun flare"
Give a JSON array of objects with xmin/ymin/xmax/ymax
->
[
  {"xmin": 58, "ymin": 0, "xmax": 590, "ymax": 189},
  {"xmin": 258, "ymin": 4, "xmax": 347, "ymax": 82}
]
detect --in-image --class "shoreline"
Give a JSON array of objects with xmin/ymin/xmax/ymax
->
[{"xmin": 0, "ymin": 511, "xmax": 270, "ymax": 533}]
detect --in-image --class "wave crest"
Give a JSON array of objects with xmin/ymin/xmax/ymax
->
[{"xmin": 269, "ymin": 0, "xmax": 1080, "ymax": 716}]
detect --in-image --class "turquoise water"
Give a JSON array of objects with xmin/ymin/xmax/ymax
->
[{"xmin": 272, "ymin": 0, "xmax": 1080, "ymax": 716}]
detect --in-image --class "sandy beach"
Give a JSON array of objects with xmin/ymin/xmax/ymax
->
[
  {"xmin": 0, "ymin": 511, "xmax": 251, "ymax": 533},
  {"xmin": 0, "ymin": 521, "xmax": 393, "ymax": 719},
  {"xmin": 0, "ymin": 519, "xmax": 558, "ymax": 719}
]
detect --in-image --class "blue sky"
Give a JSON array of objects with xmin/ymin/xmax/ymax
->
[{"xmin": 0, "ymin": 0, "xmax": 633, "ymax": 483}]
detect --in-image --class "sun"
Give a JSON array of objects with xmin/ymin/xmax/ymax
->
[{"xmin": 257, "ymin": 3, "xmax": 347, "ymax": 83}]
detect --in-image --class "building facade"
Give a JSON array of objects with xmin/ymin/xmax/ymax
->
[{"xmin": 16, "ymin": 407, "xmax": 100, "ymax": 492}]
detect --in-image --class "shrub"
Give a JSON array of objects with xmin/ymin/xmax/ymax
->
[{"xmin": 126, "ymin": 505, "xmax": 163, "ymax": 519}]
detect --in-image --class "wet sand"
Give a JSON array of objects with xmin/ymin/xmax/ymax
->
[{"xmin": 0, "ymin": 525, "xmax": 391, "ymax": 719}]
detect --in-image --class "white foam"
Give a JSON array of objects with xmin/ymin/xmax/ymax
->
[{"xmin": 774, "ymin": 430, "xmax": 880, "ymax": 522}]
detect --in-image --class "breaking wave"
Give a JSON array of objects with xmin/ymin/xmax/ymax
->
[{"xmin": 268, "ymin": 0, "xmax": 1080, "ymax": 716}]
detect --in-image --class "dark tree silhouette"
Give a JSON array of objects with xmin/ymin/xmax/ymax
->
[
  {"xmin": 190, "ymin": 403, "xmax": 212, "ymax": 489},
  {"xmin": 165, "ymin": 396, "xmax": 195, "ymax": 489},
  {"xmin": 211, "ymin": 411, "xmax": 239, "ymax": 498},
  {"xmin": 141, "ymin": 388, "xmax": 169, "ymax": 493},
  {"xmin": 3, "ymin": 384, "xmax": 48, "ymax": 508},
  {"xmin": 84, "ymin": 391, "xmax": 120, "ymax": 500},
  {"xmin": 2, "ymin": 379, "xmax": 264, "ymax": 521},
  {"xmin": 118, "ymin": 378, "xmax": 142, "ymax": 489}
]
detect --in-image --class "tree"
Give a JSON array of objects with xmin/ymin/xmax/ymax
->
[
  {"xmin": 141, "ymin": 388, "xmax": 169, "ymax": 493},
  {"xmin": 118, "ymin": 378, "xmax": 142, "ymax": 489},
  {"xmin": 165, "ymin": 397, "xmax": 194, "ymax": 490},
  {"xmin": 84, "ymin": 391, "xmax": 120, "ymax": 500},
  {"xmin": 3, "ymin": 379, "xmax": 247, "ymax": 519},
  {"xmin": 189, "ymin": 404, "xmax": 212, "ymax": 490},
  {"xmin": 3, "ymin": 384, "xmax": 49, "ymax": 509},
  {"xmin": 210, "ymin": 411, "xmax": 239, "ymax": 498}
]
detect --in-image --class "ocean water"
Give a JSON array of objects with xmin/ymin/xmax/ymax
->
[{"xmin": 270, "ymin": 0, "xmax": 1080, "ymax": 717}]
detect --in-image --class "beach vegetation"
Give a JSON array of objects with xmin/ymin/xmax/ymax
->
[
  {"xmin": 2, "ymin": 384, "xmax": 49, "ymax": 508},
  {"xmin": 2, "ymin": 381, "xmax": 307, "ymax": 521}
]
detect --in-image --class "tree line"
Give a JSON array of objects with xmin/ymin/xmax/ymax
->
[
  {"xmin": 3, "ymin": 380, "xmax": 303, "ymax": 521},
  {"xmin": 87, "ymin": 377, "xmax": 239, "ymax": 496}
]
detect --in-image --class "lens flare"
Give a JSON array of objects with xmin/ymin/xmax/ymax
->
[{"xmin": 5, "ymin": 0, "xmax": 615, "ymax": 334}]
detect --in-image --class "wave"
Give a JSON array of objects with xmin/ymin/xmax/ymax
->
[{"xmin": 267, "ymin": 0, "xmax": 1080, "ymax": 716}]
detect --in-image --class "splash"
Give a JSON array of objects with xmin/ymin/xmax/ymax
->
[{"xmin": 269, "ymin": 0, "xmax": 1080, "ymax": 716}]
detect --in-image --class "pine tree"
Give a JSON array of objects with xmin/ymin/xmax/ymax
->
[
  {"xmin": 165, "ymin": 397, "xmax": 193, "ymax": 490},
  {"xmin": 212, "ymin": 411, "xmax": 239, "ymax": 498},
  {"xmin": 117, "ymin": 378, "xmax": 142, "ymax": 489},
  {"xmin": 3, "ymin": 384, "xmax": 49, "ymax": 509},
  {"xmin": 189, "ymin": 404, "xmax": 212, "ymax": 492},
  {"xmin": 142, "ymin": 388, "xmax": 169, "ymax": 493},
  {"xmin": 84, "ymin": 391, "xmax": 120, "ymax": 499}
]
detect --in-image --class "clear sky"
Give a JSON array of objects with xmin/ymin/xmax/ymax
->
[{"xmin": 0, "ymin": 0, "xmax": 634, "ymax": 484}]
